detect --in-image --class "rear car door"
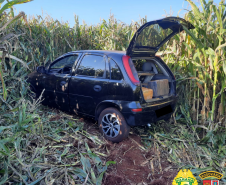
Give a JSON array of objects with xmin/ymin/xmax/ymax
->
[{"xmin": 69, "ymin": 54, "xmax": 109, "ymax": 116}]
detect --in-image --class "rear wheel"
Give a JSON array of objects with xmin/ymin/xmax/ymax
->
[{"xmin": 98, "ymin": 108, "xmax": 130, "ymax": 142}]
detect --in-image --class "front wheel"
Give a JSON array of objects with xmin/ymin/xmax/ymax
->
[{"xmin": 98, "ymin": 108, "xmax": 130, "ymax": 142}]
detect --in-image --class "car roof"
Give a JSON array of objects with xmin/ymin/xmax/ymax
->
[{"xmin": 66, "ymin": 50, "xmax": 126, "ymax": 55}]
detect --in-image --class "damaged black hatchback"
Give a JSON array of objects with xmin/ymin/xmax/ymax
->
[{"xmin": 27, "ymin": 17, "xmax": 194, "ymax": 142}]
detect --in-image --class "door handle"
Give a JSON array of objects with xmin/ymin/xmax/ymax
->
[
  {"xmin": 94, "ymin": 85, "xmax": 102, "ymax": 92},
  {"xmin": 60, "ymin": 81, "xmax": 67, "ymax": 86}
]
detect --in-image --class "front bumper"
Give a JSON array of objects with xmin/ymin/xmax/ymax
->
[{"xmin": 122, "ymin": 96, "xmax": 177, "ymax": 126}]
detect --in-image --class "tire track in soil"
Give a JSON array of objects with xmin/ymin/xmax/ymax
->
[{"xmin": 83, "ymin": 117, "xmax": 178, "ymax": 185}]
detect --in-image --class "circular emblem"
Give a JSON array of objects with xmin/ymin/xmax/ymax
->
[{"xmin": 172, "ymin": 169, "xmax": 198, "ymax": 185}]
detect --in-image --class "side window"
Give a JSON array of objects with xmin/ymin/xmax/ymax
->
[
  {"xmin": 76, "ymin": 55, "xmax": 106, "ymax": 78},
  {"xmin": 50, "ymin": 55, "xmax": 78, "ymax": 69},
  {"xmin": 110, "ymin": 59, "xmax": 123, "ymax": 80}
]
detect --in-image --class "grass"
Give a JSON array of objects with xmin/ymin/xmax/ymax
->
[{"xmin": 0, "ymin": 101, "xmax": 116, "ymax": 184}]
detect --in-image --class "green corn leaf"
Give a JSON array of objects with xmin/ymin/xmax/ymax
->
[
  {"xmin": 220, "ymin": 28, "xmax": 226, "ymax": 35},
  {"xmin": 0, "ymin": 52, "xmax": 29, "ymax": 69},
  {"xmin": 85, "ymin": 143, "xmax": 102, "ymax": 164},
  {"xmin": 0, "ymin": 137, "xmax": 13, "ymax": 145},
  {"xmin": 215, "ymin": 42, "xmax": 226, "ymax": 54},
  {"xmin": 73, "ymin": 168, "xmax": 92, "ymax": 184},
  {"xmin": 60, "ymin": 147, "xmax": 69, "ymax": 158},
  {"xmin": 206, "ymin": 48, "xmax": 215, "ymax": 56},
  {"xmin": 191, "ymin": 167, "xmax": 212, "ymax": 174},
  {"xmin": 96, "ymin": 161, "xmax": 115, "ymax": 185},
  {"xmin": 80, "ymin": 153, "xmax": 91, "ymax": 173},
  {"xmin": 0, "ymin": 160, "xmax": 8, "ymax": 185},
  {"xmin": 0, "ymin": 0, "xmax": 33, "ymax": 14},
  {"xmin": 0, "ymin": 64, "xmax": 7, "ymax": 100},
  {"xmin": 182, "ymin": 25, "xmax": 204, "ymax": 48},
  {"xmin": 0, "ymin": 0, "xmax": 5, "ymax": 8},
  {"xmin": 90, "ymin": 168, "xmax": 96, "ymax": 184},
  {"xmin": 0, "ymin": 143, "xmax": 10, "ymax": 155},
  {"xmin": 183, "ymin": 42, "xmax": 192, "ymax": 53},
  {"xmin": 213, "ymin": 5, "xmax": 223, "ymax": 30},
  {"xmin": 186, "ymin": 0, "xmax": 206, "ymax": 21},
  {"xmin": 0, "ymin": 125, "xmax": 15, "ymax": 134},
  {"xmin": 18, "ymin": 107, "xmax": 22, "ymax": 125},
  {"xmin": 96, "ymin": 171, "xmax": 104, "ymax": 185},
  {"xmin": 105, "ymin": 161, "xmax": 116, "ymax": 166},
  {"xmin": 29, "ymin": 168, "xmax": 58, "ymax": 185},
  {"xmin": 223, "ymin": 60, "xmax": 226, "ymax": 75},
  {"xmin": 200, "ymin": 0, "xmax": 206, "ymax": 14}
]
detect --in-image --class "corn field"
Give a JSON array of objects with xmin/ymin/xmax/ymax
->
[
  {"xmin": 7, "ymin": 0, "xmax": 226, "ymax": 124},
  {"xmin": 0, "ymin": 0, "xmax": 226, "ymax": 184},
  {"xmin": 163, "ymin": 0, "xmax": 226, "ymax": 125}
]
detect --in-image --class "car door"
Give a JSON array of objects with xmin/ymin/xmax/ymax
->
[
  {"xmin": 69, "ymin": 54, "xmax": 109, "ymax": 116},
  {"xmin": 43, "ymin": 54, "xmax": 80, "ymax": 108},
  {"xmin": 53, "ymin": 54, "xmax": 81, "ymax": 111}
]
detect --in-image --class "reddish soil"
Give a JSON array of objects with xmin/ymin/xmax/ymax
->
[
  {"xmin": 82, "ymin": 117, "xmax": 178, "ymax": 185},
  {"xmin": 102, "ymin": 134, "xmax": 177, "ymax": 185}
]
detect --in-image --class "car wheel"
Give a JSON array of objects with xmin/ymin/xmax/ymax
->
[{"xmin": 98, "ymin": 108, "xmax": 130, "ymax": 142}]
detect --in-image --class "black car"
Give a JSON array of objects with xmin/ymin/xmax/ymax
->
[{"xmin": 27, "ymin": 17, "xmax": 194, "ymax": 142}]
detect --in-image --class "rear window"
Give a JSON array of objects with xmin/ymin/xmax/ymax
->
[
  {"xmin": 77, "ymin": 55, "xmax": 106, "ymax": 78},
  {"xmin": 135, "ymin": 24, "xmax": 173, "ymax": 48},
  {"xmin": 110, "ymin": 59, "xmax": 123, "ymax": 80}
]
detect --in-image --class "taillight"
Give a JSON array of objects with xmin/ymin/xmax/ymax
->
[
  {"xmin": 132, "ymin": 108, "xmax": 142, "ymax": 112},
  {"xmin": 122, "ymin": 55, "xmax": 140, "ymax": 86}
]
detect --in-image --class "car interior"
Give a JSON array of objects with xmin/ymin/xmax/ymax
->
[
  {"xmin": 48, "ymin": 55, "xmax": 78, "ymax": 75},
  {"xmin": 133, "ymin": 58, "xmax": 174, "ymax": 101}
]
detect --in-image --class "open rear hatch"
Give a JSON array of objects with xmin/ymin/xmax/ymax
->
[
  {"xmin": 124, "ymin": 17, "xmax": 194, "ymax": 102},
  {"xmin": 126, "ymin": 17, "xmax": 194, "ymax": 58}
]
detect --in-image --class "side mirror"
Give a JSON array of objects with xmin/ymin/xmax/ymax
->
[{"xmin": 37, "ymin": 66, "xmax": 46, "ymax": 74}]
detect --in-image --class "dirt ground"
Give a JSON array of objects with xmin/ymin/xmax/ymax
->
[{"xmin": 82, "ymin": 117, "xmax": 178, "ymax": 185}]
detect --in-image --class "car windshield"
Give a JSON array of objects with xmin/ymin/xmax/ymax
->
[{"xmin": 135, "ymin": 24, "xmax": 173, "ymax": 48}]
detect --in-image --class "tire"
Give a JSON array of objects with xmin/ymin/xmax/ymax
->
[{"xmin": 98, "ymin": 107, "xmax": 130, "ymax": 143}]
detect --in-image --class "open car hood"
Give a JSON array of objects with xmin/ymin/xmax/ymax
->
[{"xmin": 126, "ymin": 17, "xmax": 194, "ymax": 57}]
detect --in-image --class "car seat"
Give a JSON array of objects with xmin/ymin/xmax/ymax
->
[
  {"xmin": 142, "ymin": 61, "xmax": 158, "ymax": 83},
  {"xmin": 142, "ymin": 61, "xmax": 158, "ymax": 73}
]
